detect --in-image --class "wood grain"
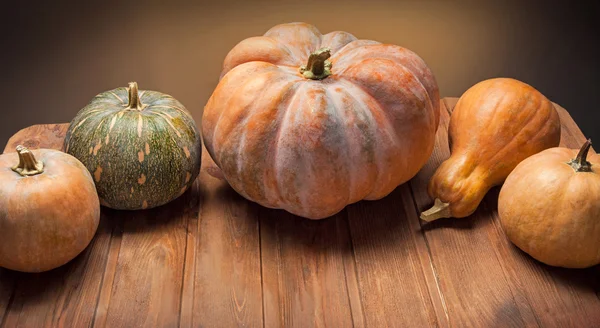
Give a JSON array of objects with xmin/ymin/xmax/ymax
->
[
  {"xmin": 346, "ymin": 184, "xmax": 446, "ymax": 327},
  {"xmin": 101, "ymin": 186, "xmax": 199, "ymax": 327},
  {"xmin": 191, "ymin": 152, "xmax": 263, "ymax": 328},
  {"xmin": 260, "ymin": 210, "xmax": 354, "ymax": 328},
  {"xmin": 0, "ymin": 98, "xmax": 598, "ymax": 327}
]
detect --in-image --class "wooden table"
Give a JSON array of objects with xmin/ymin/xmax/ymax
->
[{"xmin": 0, "ymin": 98, "xmax": 598, "ymax": 327}]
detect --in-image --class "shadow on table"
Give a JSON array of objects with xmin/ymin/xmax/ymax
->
[
  {"xmin": 0, "ymin": 238, "xmax": 98, "ymax": 309},
  {"xmin": 100, "ymin": 179, "xmax": 203, "ymax": 235},
  {"xmin": 486, "ymin": 187, "xmax": 599, "ymax": 295}
]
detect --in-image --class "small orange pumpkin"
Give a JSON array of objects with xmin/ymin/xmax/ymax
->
[
  {"xmin": 203, "ymin": 22, "xmax": 440, "ymax": 219},
  {"xmin": 499, "ymin": 140, "xmax": 600, "ymax": 268},
  {"xmin": 421, "ymin": 78, "xmax": 561, "ymax": 221},
  {"xmin": 0, "ymin": 146, "xmax": 100, "ymax": 272}
]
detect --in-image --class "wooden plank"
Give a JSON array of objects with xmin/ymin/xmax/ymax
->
[
  {"xmin": 346, "ymin": 184, "xmax": 447, "ymax": 327},
  {"xmin": 178, "ymin": 181, "xmax": 200, "ymax": 328},
  {"xmin": 101, "ymin": 181, "xmax": 200, "ymax": 327},
  {"xmin": 1, "ymin": 124, "xmax": 114, "ymax": 327},
  {"xmin": 259, "ymin": 210, "xmax": 354, "ymax": 328},
  {"xmin": 92, "ymin": 216, "xmax": 124, "ymax": 328},
  {"xmin": 191, "ymin": 154, "xmax": 263, "ymax": 328}
]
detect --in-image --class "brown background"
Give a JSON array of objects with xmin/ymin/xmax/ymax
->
[{"xmin": 1, "ymin": 0, "xmax": 599, "ymax": 149}]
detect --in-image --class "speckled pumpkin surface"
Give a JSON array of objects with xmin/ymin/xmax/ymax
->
[
  {"xmin": 0, "ymin": 147, "xmax": 100, "ymax": 272},
  {"xmin": 203, "ymin": 22, "xmax": 440, "ymax": 219},
  {"xmin": 64, "ymin": 82, "xmax": 201, "ymax": 210}
]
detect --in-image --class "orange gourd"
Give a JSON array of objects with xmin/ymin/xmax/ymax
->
[
  {"xmin": 203, "ymin": 22, "xmax": 440, "ymax": 219},
  {"xmin": 421, "ymin": 78, "xmax": 561, "ymax": 221},
  {"xmin": 499, "ymin": 140, "xmax": 600, "ymax": 268},
  {"xmin": 0, "ymin": 146, "xmax": 100, "ymax": 272}
]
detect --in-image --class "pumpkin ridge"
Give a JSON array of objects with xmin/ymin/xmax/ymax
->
[
  {"xmin": 151, "ymin": 111, "xmax": 182, "ymax": 138},
  {"xmin": 335, "ymin": 79, "xmax": 396, "ymax": 197},
  {"xmin": 108, "ymin": 91, "xmax": 125, "ymax": 104},
  {"xmin": 279, "ymin": 86, "xmax": 351, "ymax": 215},
  {"xmin": 485, "ymin": 98, "xmax": 555, "ymax": 176},
  {"xmin": 267, "ymin": 36, "xmax": 302, "ymax": 64},
  {"xmin": 342, "ymin": 55, "xmax": 433, "ymax": 145},
  {"xmin": 451, "ymin": 87, "xmax": 508, "ymax": 152},
  {"xmin": 213, "ymin": 69, "xmax": 285, "ymax": 198},
  {"xmin": 485, "ymin": 85, "xmax": 535, "ymax": 136},
  {"xmin": 332, "ymin": 44, "xmax": 438, "ymax": 121},
  {"xmin": 264, "ymin": 22, "xmax": 323, "ymax": 62},
  {"xmin": 475, "ymin": 80, "xmax": 511, "ymax": 125},
  {"xmin": 331, "ymin": 80, "xmax": 380, "ymax": 196},
  {"xmin": 236, "ymin": 73, "xmax": 298, "ymax": 206},
  {"xmin": 247, "ymin": 78, "xmax": 300, "ymax": 205},
  {"xmin": 481, "ymin": 93, "xmax": 540, "ymax": 167},
  {"xmin": 338, "ymin": 55, "xmax": 433, "ymax": 130},
  {"xmin": 319, "ymin": 31, "xmax": 357, "ymax": 55},
  {"xmin": 273, "ymin": 82, "xmax": 310, "ymax": 205},
  {"xmin": 148, "ymin": 105, "xmax": 192, "ymax": 120},
  {"xmin": 324, "ymin": 85, "xmax": 358, "ymax": 203},
  {"xmin": 210, "ymin": 64, "xmax": 277, "ymax": 156},
  {"xmin": 328, "ymin": 40, "xmax": 381, "ymax": 68}
]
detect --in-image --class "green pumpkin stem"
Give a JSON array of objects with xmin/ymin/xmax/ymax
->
[
  {"xmin": 126, "ymin": 82, "xmax": 145, "ymax": 110},
  {"xmin": 568, "ymin": 139, "xmax": 593, "ymax": 172},
  {"xmin": 12, "ymin": 145, "xmax": 44, "ymax": 176},
  {"xmin": 299, "ymin": 48, "xmax": 332, "ymax": 80}
]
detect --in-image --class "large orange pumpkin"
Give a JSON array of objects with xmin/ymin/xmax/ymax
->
[{"xmin": 203, "ymin": 22, "xmax": 440, "ymax": 219}]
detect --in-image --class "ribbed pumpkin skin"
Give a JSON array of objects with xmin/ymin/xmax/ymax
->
[
  {"xmin": 0, "ymin": 149, "xmax": 100, "ymax": 272},
  {"xmin": 65, "ymin": 86, "xmax": 201, "ymax": 210},
  {"xmin": 427, "ymin": 78, "xmax": 561, "ymax": 219},
  {"xmin": 203, "ymin": 22, "xmax": 440, "ymax": 219},
  {"xmin": 499, "ymin": 146, "xmax": 600, "ymax": 268}
]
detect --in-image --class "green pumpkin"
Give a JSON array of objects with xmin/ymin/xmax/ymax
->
[{"xmin": 64, "ymin": 82, "xmax": 201, "ymax": 210}]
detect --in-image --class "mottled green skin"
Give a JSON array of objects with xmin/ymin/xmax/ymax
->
[{"xmin": 64, "ymin": 87, "xmax": 201, "ymax": 210}]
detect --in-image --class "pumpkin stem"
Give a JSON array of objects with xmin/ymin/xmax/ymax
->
[
  {"xmin": 126, "ymin": 82, "xmax": 145, "ymax": 110},
  {"xmin": 299, "ymin": 48, "xmax": 332, "ymax": 80},
  {"xmin": 420, "ymin": 198, "xmax": 452, "ymax": 222},
  {"xmin": 12, "ymin": 145, "xmax": 44, "ymax": 176},
  {"xmin": 568, "ymin": 139, "xmax": 593, "ymax": 172}
]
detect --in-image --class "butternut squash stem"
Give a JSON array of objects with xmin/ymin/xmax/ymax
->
[
  {"xmin": 299, "ymin": 48, "xmax": 332, "ymax": 80},
  {"xmin": 126, "ymin": 81, "xmax": 145, "ymax": 110},
  {"xmin": 12, "ymin": 145, "xmax": 44, "ymax": 176},
  {"xmin": 568, "ymin": 139, "xmax": 592, "ymax": 172},
  {"xmin": 420, "ymin": 198, "xmax": 451, "ymax": 222}
]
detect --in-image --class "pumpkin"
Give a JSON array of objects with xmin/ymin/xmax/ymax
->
[
  {"xmin": 202, "ymin": 22, "xmax": 440, "ymax": 219},
  {"xmin": 421, "ymin": 78, "xmax": 561, "ymax": 221},
  {"xmin": 64, "ymin": 82, "xmax": 201, "ymax": 210},
  {"xmin": 498, "ymin": 140, "xmax": 600, "ymax": 268},
  {"xmin": 0, "ymin": 146, "xmax": 100, "ymax": 272}
]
